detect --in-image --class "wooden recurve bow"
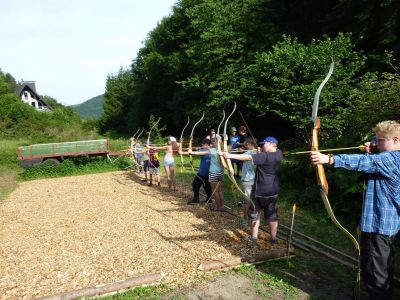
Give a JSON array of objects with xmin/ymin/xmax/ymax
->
[{"xmin": 311, "ymin": 60, "xmax": 360, "ymax": 299}]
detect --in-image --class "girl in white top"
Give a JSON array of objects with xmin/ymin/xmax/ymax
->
[{"xmin": 147, "ymin": 136, "xmax": 178, "ymax": 191}]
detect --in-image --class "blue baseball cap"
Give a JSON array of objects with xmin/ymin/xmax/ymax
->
[{"xmin": 258, "ymin": 136, "xmax": 278, "ymax": 145}]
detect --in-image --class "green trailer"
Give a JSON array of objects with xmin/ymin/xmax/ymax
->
[{"xmin": 17, "ymin": 139, "xmax": 110, "ymax": 168}]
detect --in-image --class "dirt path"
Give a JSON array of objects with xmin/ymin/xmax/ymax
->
[{"xmin": 0, "ymin": 171, "xmax": 283, "ymax": 299}]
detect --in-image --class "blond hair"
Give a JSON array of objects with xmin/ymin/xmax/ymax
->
[{"xmin": 373, "ymin": 121, "xmax": 400, "ymax": 139}]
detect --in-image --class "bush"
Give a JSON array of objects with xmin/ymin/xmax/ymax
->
[{"xmin": 346, "ymin": 72, "xmax": 400, "ymax": 139}]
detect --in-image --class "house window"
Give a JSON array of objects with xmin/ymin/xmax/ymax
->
[
  {"xmin": 31, "ymin": 102, "xmax": 36, "ymax": 108},
  {"xmin": 24, "ymin": 91, "xmax": 29, "ymax": 99}
]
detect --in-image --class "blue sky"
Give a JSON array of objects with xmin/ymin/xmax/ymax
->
[{"xmin": 0, "ymin": 0, "xmax": 177, "ymax": 105}]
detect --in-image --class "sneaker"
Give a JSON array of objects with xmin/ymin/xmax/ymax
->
[
  {"xmin": 188, "ymin": 199, "xmax": 200, "ymax": 205},
  {"xmin": 269, "ymin": 238, "xmax": 278, "ymax": 245},
  {"xmin": 239, "ymin": 218, "xmax": 248, "ymax": 226},
  {"xmin": 244, "ymin": 236, "xmax": 258, "ymax": 245}
]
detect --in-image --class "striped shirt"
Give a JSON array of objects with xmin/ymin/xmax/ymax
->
[{"xmin": 334, "ymin": 151, "xmax": 400, "ymax": 236}]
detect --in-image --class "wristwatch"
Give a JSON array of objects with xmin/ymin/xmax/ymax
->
[{"xmin": 328, "ymin": 154, "xmax": 334, "ymax": 165}]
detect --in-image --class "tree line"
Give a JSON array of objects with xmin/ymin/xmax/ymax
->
[{"xmin": 100, "ymin": 0, "xmax": 399, "ymax": 144}]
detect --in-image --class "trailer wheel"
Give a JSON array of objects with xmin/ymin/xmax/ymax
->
[{"xmin": 43, "ymin": 158, "xmax": 60, "ymax": 166}]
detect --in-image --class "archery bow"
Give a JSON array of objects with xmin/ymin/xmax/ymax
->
[
  {"xmin": 216, "ymin": 109, "xmax": 227, "ymax": 169},
  {"xmin": 147, "ymin": 118, "xmax": 161, "ymax": 147},
  {"xmin": 222, "ymin": 102, "xmax": 257, "ymax": 210},
  {"xmin": 136, "ymin": 127, "xmax": 145, "ymax": 143},
  {"xmin": 204, "ymin": 110, "xmax": 227, "ymax": 206},
  {"xmin": 311, "ymin": 60, "xmax": 360, "ymax": 298},
  {"xmin": 131, "ymin": 128, "xmax": 141, "ymax": 141},
  {"xmin": 189, "ymin": 113, "xmax": 205, "ymax": 170},
  {"xmin": 130, "ymin": 127, "xmax": 141, "ymax": 155},
  {"xmin": 223, "ymin": 102, "xmax": 237, "ymax": 178},
  {"xmin": 179, "ymin": 116, "xmax": 191, "ymax": 172},
  {"xmin": 129, "ymin": 128, "xmax": 143, "ymax": 169}
]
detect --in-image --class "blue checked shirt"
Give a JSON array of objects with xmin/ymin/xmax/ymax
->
[{"xmin": 334, "ymin": 151, "xmax": 400, "ymax": 236}]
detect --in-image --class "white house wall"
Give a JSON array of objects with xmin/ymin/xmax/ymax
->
[{"xmin": 20, "ymin": 90, "xmax": 51, "ymax": 111}]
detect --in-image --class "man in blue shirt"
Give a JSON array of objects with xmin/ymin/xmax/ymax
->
[
  {"xmin": 180, "ymin": 139, "xmax": 212, "ymax": 205},
  {"xmin": 311, "ymin": 120, "xmax": 400, "ymax": 300},
  {"xmin": 229, "ymin": 127, "xmax": 241, "ymax": 177}
]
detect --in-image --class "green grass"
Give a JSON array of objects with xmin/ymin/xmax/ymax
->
[
  {"xmin": 0, "ymin": 138, "xmax": 135, "ymax": 201},
  {"xmin": 96, "ymin": 284, "xmax": 170, "ymax": 300},
  {"xmin": 233, "ymin": 263, "xmax": 299, "ymax": 300},
  {"xmin": 0, "ymin": 139, "xmax": 27, "ymax": 201},
  {"xmin": 0, "ymin": 138, "xmax": 26, "ymax": 169}
]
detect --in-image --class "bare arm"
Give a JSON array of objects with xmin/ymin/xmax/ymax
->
[
  {"xmin": 222, "ymin": 152, "xmax": 252, "ymax": 161},
  {"xmin": 147, "ymin": 145, "xmax": 168, "ymax": 150},
  {"xmin": 188, "ymin": 149, "xmax": 209, "ymax": 156}
]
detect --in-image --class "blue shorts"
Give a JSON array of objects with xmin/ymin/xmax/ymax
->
[{"xmin": 163, "ymin": 157, "xmax": 174, "ymax": 167}]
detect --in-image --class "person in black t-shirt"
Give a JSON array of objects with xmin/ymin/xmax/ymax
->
[
  {"xmin": 237, "ymin": 126, "xmax": 248, "ymax": 145},
  {"xmin": 222, "ymin": 136, "xmax": 282, "ymax": 245}
]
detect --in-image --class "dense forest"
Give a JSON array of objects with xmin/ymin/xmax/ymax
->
[
  {"xmin": 100, "ymin": 0, "xmax": 400, "ymax": 144},
  {"xmin": 71, "ymin": 94, "xmax": 104, "ymax": 118}
]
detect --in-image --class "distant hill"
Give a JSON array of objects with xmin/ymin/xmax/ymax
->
[{"xmin": 71, "ymin": 94, "xmax": 104, "ymax": 118}]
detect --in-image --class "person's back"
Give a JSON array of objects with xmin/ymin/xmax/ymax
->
[
  {"xmin": 198, "ymin": 148, "xmax": 211, "ymax": 177},
  {"xmin": 149, "ymin": 148, "xmax": 160, "ymax": 168},
  {"xmin": 253, "ymin": 150, "xmax": 283, "ymax": 197}
]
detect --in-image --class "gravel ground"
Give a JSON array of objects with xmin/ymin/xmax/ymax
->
[{"xmin": 0, "ymin": 171, "xmax": 281, "ymax": 299}]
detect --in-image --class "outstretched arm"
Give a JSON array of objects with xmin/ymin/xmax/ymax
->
[
  {"xmin": 147, "ymin": 145, "xmax": 168, "ymax": 150},
  {"xmin": 222, "ymin": 151, "xmax": 252, "ymax": 161},
  {"xmin": 186, "ymin": 149, "xmax": 209, "ymax": 156}
]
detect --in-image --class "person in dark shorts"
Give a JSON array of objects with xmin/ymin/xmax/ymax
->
[
  {"xmin": 179, "ymin": 139, "xmax": 212, "ymax": 205},
  {"xmin": 222, "ymin": 136, "xmax": 282, "ymax": 244}
]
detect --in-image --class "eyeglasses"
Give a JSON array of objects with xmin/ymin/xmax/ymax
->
[{"xmin": 376, "ymin": 138, "xmax": 390, "ymax": 144}]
